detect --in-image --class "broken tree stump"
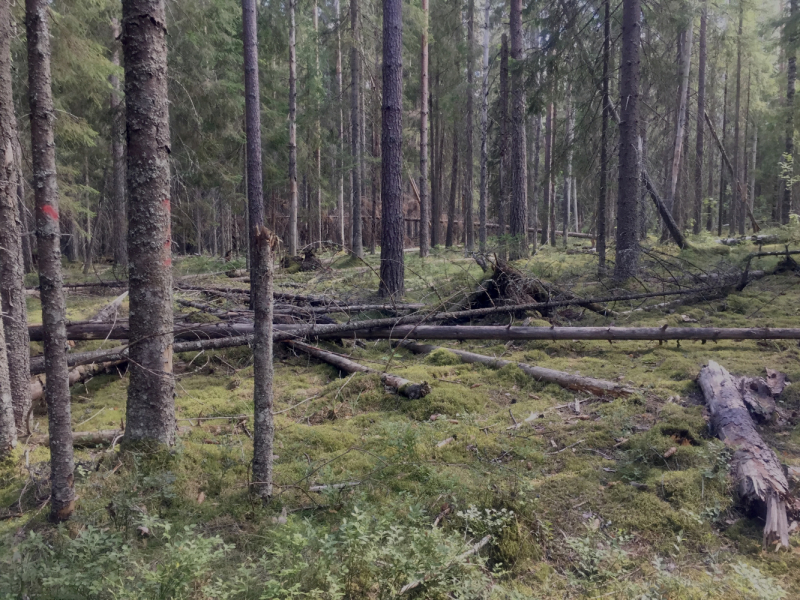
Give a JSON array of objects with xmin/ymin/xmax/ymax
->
[{"xmin": 697, "ymin": 360, "xmax": 790, "ymax": 550}]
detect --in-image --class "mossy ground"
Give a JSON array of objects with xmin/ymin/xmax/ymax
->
[{"xmin": 2, "ymin": 231, "xmax": 800, "ymax": 598}]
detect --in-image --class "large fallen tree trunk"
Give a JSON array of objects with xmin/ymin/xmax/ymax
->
[
  {"xmin": 698, "ymin": 360, "xmax": 789, "ymax": 549},
  {"xmin": 29, "ymin": 426, "xmax": 193, "ymax": 448},
  {"xmin": 398, "ymin": 341, "xmax": 635, "ymax": 397},
  {"xmin": 30, "ymin": 359, "xmax": 127, "ymax": 403},
  {"xmin": 285, "ymin": 340, "xmax": 431, "ymax": 399}
]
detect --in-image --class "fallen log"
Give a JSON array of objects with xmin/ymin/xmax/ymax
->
[
  {"xmin": 29, "ymin": 426, "xmax": 193, "ymax": 448},
  {"xmin": 88, "ymin": 291, "xmax": 128, "ymax": 322},
  {"xmin": 398, "ymin": 341, "xmax": 636, "ymax": 397},
  {"xmin": 285, "ymin": 340, "xmax": 431, "ymax": 399},
  {"xmin": 697, "ymin": 360, "xmax": 789, "ymax": 549},
  {"xmin": 30, "ymin": 360, "xmax": 127, "ymax": 403}
]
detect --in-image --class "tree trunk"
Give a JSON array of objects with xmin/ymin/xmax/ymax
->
[
  {"xmin": 314, "ymin": 0, "xmax": 322, "ymax": 247},
  {"xmin": 431, "ymin": 70, "xmax": 442, "ymax": 247},
  {"xmin": 288, "ymin": 0, "xmax": 298, "ymax": 255},
  {"xmin": 446, "ymin": 125, "xmax": 459, "ymax": 247},
  {"xmin": 719, "ymin": 71, "xmax": 728, "ymax": 235},
  {"xmin": 693, "ymin": 1, "xmax": 707, "ymax": 235},
  {"xmin": 122, "ymin": 0, "xmax": 175, "ymax": 447},
  {"xmin": 371, "ymin": 123, "xmax": 379, "ymax": 254},
  {"xmin": 0, "ymin": 315, "xmax": 14, "ymax": 456},
  {"xmin": 0, "ymin": 1, "xmax": 32, "ymax": 433},
  {"xmin": 110, "ymin": 17, "xmax": 127, "ymax": 269},
  {"xmin": 730, "ymin": 4, "xmax": 743, "ymax": 236},
  {"xmin": 541, "ymin": 102, "xmax": 552, "ymax": 246},
  {"xmin": 350, "ymin": 0, "xmax": 364, "ymax": 258},
  {"xmin": 614, "ymin": 0, "xmax": 642, "ymax": 280},
  {"xmin": 26, "ymin": 0, "xmax": 75, "ymax": 520},
  {"xmin": 335, "ymin": 0, "xmax": 345, "ymax": 246},
  {"xmin": 379, "ymin": 0, "xmax": 404, "ymax": 298},
  {"xmin": 464, "ymin": 0, "xmax": 475, "ymax": 252},
  {"xmin": 666, "ymin": 24, "xmax": 694, "ymax": 231},
  {"xmin": 498, "ymin": 34, "xmax": 509, "ymax": 252},
  {"xmin": 549, "ymin": 104, "xmax": 557, "ymax": 246},
  {"xmin": 562, "ymin": 84, "xmax": 573, "ymax": 249},
  {"xmin": 784, "ymin": 0, "xmax": 797, "ymax": 224},
  {"xmin": 419, "ymin": 0, "xmax": 430, "ymax": 257},
  {"xmin": 530, "ymin": 113, "xmax": 541, "ymax": 255},
  {"xmin": 749, "ymin": 127, "xmax": 758, "ymax": 215},
  {"xmin": 598, "ymin": 0, "xmax": 610, "ymax": 272},
  {"xmin": 508, "ymin": 0, "xmax": 527, "ymax": 259},
  {"xmin": 478, "ymin": 0, "xmax": 490, "ymax": 252}
]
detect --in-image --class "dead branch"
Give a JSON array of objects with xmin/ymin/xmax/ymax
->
[{"xmin": 88, "ymin": 291, "xmax": 128, "ymax": 322}]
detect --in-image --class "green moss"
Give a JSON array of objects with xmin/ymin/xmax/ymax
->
[{"xmin": 425, "ymin": 348, "xmax": 462, "ymax": 366}]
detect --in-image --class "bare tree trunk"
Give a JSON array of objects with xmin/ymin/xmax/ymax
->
[
  {"xmin": 464, "ymin": 0, "xmax": 475, "ymax": 252},
  {"xmin": 288, "ymin": 0, "xmax": 298, "ymax": 255},
  {"xmin": 478, "ymin": 0, "xmax": 490, "ymax": 252},
  {"xmin": 335, "ymin": 0, "xmax": 345, "ymax": 246},
  {"xmin": 541, "ymin": 102, "xmax": 552, "ymax": 246},
  {"xmin": 110, "ymin": 17, "xmax": 127, "ymax": 269},
  {"xmin": 379, "ymin": 0, "xmax": 404, "ymax": 297},
  {"xmin": 749, "ymin": 127, "xmax": 758, "ymax": 215},
  {"xmin": 783, "ymin": 0, "xmax": 797, "ymax": 224},
  {"xmin": 731, "ymin": 4, "xmax": 743, "ymax": 236},
  {"xmin": 0, "ymin": 315, "xmax": 13, "ymax": 456},
  {"xmin": 314, "ymin": 0, "xmax": 322, "ymax": 247},
  {"xmin": 350, "ymin": 0, "xmax": 363, "ymax": 258},
  {"xmin": 0, "ymin": 3, "xmax": 32, "ymax": 433},
  {"xmin": 371, "ymin": 124, "xmax": 379, "ymax": 254},
  {"xmin": 562, "ymin": 84, "xmax": 573, "ymax": 248},
  {"xmin": 498, "ymin": 34, "xmax": 509, "ymax": 252},
  {"xmin": 666, "ymin": 24, "xmax": 693, "ymax": 232},
  {"xmin": 508, "ymin": 0, "xmax": 527, "ymax": 259},
  {"xmin": 446, "ymin": 125, "xmax": 459, "ymax": 247},
  {"xmin": 419, "ymin": 0, "xmax": 430, "ymax": 257},
  {"xmin": 530, "ymin": 113, "xmax": 541, "ymax": 254},
  {"xmin": 549, "ymin": 104, "xmax": 557, "ymax": 246},
  {"xmin": 122, "ymin": 0, "xmax": 175, "ymax": 447},
  {"xmin": 693, "ymin": 1, "xmax": 707, "ymax": 235},
  {"xmin": 614, "ymin": 0, "xmax": 642, "ymax": 280},
  {"xmin": 431, "ymin": 70, "xmax": 442, "ymax": 247},
  {"xmin": 26, "ymin": 0, "xmax": 75, "ymax": 520},
  {"xmin": 597, "ymin": 0, "xmax": 610, "ymax": 272},
  {"xmin": 718, "ymin": 70, "xmax": 728, "ymax": 236}
]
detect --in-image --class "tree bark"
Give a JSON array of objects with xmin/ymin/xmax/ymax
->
[
  {"xmin": 0, "ymin": 0, "xmax": 32, "ymax": 433},
  {"xmin": 335, "ymin": 0, "xmax": 345, "ymax": 246},
  {"xmin": 783, "ymin": 0, "xmax": 797, "ymax": 224},
  {"xmin": 666, "ymin": 23, "xmax": 694, "ymax": 232},
  {"xmin": 508, "ymin": 0, "xmax": 527, "ymax": 259},
  {"xmin": 614, "ymin": 0, "xmax": 642, "ymax": 280},
  {"xmin": 445, "ymin": 125, "xmax": 459, "ymax": 247},
  {"xmin": 350, "ymin": 0, "xmax": 364, "ymax": 258},
  {"xmin": 419, "ymin": 0, "xmax": 430, "ymax": 257},
  {"xmin": 431, "ymin": 70, "xmax": 442, "ymax": 247},
  {"xmin": 26, "ymin": 0, "xmax": 75, "ymax": 520},
  {"xmin": 548, "ymin": 105, "xmax": 557, "ymax": 246},
  {"xmin": 541, "ymin": 102, "xmax": 552, "ymax": 246},
  {"xmin": 731, "ymin": 4, "xmax": 743, "ymax": 235},
  {"xmin": 122, "ymin": 0, "xmax": 175, "ymax": 446},
  {"xmin": 288, "ymin": 0, "xmax": 298, "ymax": 255},
  {"xmin": 314, "ymin": 0, "xmax": 322, "ymax": 247},
  {"xmin": 499, "ymin": 35, "xmax": 509, "ymax": 249},
  {"xmin": 379, "ymin": 0, "xmax": 404, "ymax": 297},
  {"xmin": 464, "ymin": 0, "xmax": 475, "ymax": 252},
  {"xmin": 478, "ymin": 0, "xmax": 490, "ymax": 252},
  {"xmin": 719, "ymin": 71, "xmax": 728, "ymax": 235},
  {"xmin": 698, "ymin": 360, "xmax": 790, "ymax": 549},
  {"xmin": 598, "ymin": 0, "xmax": 610, "ymax": 272},
  {"xmin": 530, "ymin": 113, "xmax": 541, "ymax": 255},
  {"xmin": 693, "ymin": 2, "xmax": 707, "ymax": 235},
  {"xmin": 0, "ymin": 316, "xmax": 14, "ymax": 456},
  {"xmin": 562, "ymin": 84, "xmax": 573, "ymax": 249},
  {"xmin": 110, "ymin": 17, "xmax": 127, "ymax": 269}
]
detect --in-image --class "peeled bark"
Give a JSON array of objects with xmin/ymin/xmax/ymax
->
[
  {"xmin": 287, "ymin": 340, "xmax": 430, "ymax": 399},
  {"xmin": 614, "ymin": 0, "xmax": 642, "ymax": 279},
  {"xmin": 0, "ymin": 0, "xmax": 31, "ymax": 432},
  {"xmin": 508, "ymin": 0, "xmax": 527, "ymax": 259},
  {"xmin": 122, "ymin": 0, "xmax": 175, "ymax": 446},
  {"xmin": 379, "ymin": 0, "xmax": 404, "ymax": 298},
  {"xmin": 350, "ymin": 0, "xmax": 363, "ymax": 258},
  {"xmin": 693, "ymin": 2, "xmax": 707, "ymax": 235},
  {"xmin": 419, "ymin": 0, "xmax": 430, "ymax": 257},
  {"xmin": 288, "ymin": 0, "xmax": 298, "ymax": 255},
  {"xmin": 26, "ymin": 0, "xmax": 75, "ymax": 521},
  {"xmin": 698, "ymin": 360, "xmax": 790, "ymax": 549}
]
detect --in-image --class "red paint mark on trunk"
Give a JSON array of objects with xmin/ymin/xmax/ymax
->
[{"xmin": 42, "ymin": 205, "xmax": 59, "ymax": 221}]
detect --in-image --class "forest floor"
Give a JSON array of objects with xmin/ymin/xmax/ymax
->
[{"xmin": 2, "ymin": 228, "xmax": 800, "ymax": 598}]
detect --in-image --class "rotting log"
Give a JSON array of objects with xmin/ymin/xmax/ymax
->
[
  {"xmin": 30, "ymin": 359, "xmax": 127, "ymax": 404},
  {"xmin": 285, "ymin": 340, "xmax": 431, "ymax": 399},
  {"xmin": 698, "ymin": 360, "xmax": 789, "ymax": 549},
  {"xmin": 29, "ymin": 426, "xmax": 193, "ymax": 448},
  {"xmin": 398, "ymin": 341, "xmax": 636, "ymax": 397}
]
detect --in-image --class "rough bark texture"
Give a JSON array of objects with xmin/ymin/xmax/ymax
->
[
  {"xmin": 0, "ymin": 318, "xmax": 15, "ymax": 456},
  {"xmin": 400, "ymin": 341, "xmax": 635, "ymax": 397},
  {"xmin": 548, "ymin": 105, "xmax": 557, "ymax": 246},
  {"xmin": 350, "ymin": 0, "xmax": 363, "ymax": 258},
  {"xmin": 445, "ymin": 124, "xmax": 459, "ymax": 247},
  {"xmin": 122, "ymin": 0, "xmax": 175, "ymax": 446},
  {"xmin": 251, "ymin": 227, "xmax": 275, "ymax": 499},
  {"xmin": 783, "ymin": 0, "xmax": 796, "ymax": 224},
  {"xmin": 379, "ymin": 0, "xmax": 404, "ymax": 297},
  {"xmin": 110, "ymin": 17, "xmax": 127, "ymax": 269},
  {"xmin": 666, "ymin": 24, "xmax": 693, "ymax": 227},
  {"xmin": 464, "ymin": 0, "xmax": 475, "ymax": 252},
  {"xmin": 498, "ymin": 35, "xmax": 509, "ymax": 247},
  {"xmin": 478, "ymin": 0, "xmax": 490, "ymax": 251},
  {"xmin": 288, "ymin": 0, "xmax": 298, "ymax": 255},
  {"xmin": 530, "ymin": 113, "xmax": 541, "ymax": 255},
  {"xmin": 508, "ymin": 0, "xmax": 527, "ymax": 259},
  {"xmin": 598, "ymin": 0, "xmax": 610, "ymax": 271},
  {"xmin": 718, "ymin": 71, "xmax": 728, "ymax": 235},
  {"xmin": 26, "ymin": 0, "xmax": 76, "ymax": 520},
  {"xmin": 698, "ymin": 360, "xmax": 790, "ymax": 549},
  {"xmin": 731, "ymin": 5, "xmax": 743, "ymax": 235},
  {"xmin": 314, "ymin": 1, "xmax": 322, "ymax": 247},
  {"xmin": 335, "ymin": 0, "xmax": 345, "ymax": 246},
  {"xmin": 0, "ymin": 0, "xmax": 31, "ymax": 432},
  {"xmin": 693, "ymin": 2, "xmax": 707, "ymax": 235},
  {"xmin": 419, "ymin": 0, "xmax": 430, "ymax": 257},
  {"xmin": 541, "ymin": 102, "xmax": 552, "ymax": 246},
  {"xmin": 614, "ymin": 0, "xmax": 642, "ymax": 280},
  {"xmin": 562, "ymin": 86, "xmax": 573, "ymax": 249}
]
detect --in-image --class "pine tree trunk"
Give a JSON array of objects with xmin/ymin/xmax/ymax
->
[
  {"xmin": 541, "ymin": 102, "xmax": 552, "ymax": 246},
  {"xmin": 464, "ymin": 0, "xmax": 475, "ymax": 252},
  {"xmin": 508, "ymin": 0, "xmax": 527, "ymax": 259},
  {"xmin": 562, "ymin": 84, "xmax": 573, "ymax": 248},
  {"xmin": 0, "ymin": 1, "xmax": 32, "ymax": 433},
  {"xmin": 26, "ymin": 0, "xmax": 75, "ymax": 519},
  {"xmin": 446, "ymin": 125, "xmax": 459, "ymax": 247},
  {"xmin": 419, "ymin": 0, "xmax": 430, "ymax": 257},
  {"xmin": 693, "ymin": 1, "xmax": 707, "ymax": 235},
  {"xmin": 122, "ymin": 0, "xmax": 175, "ymax": 447},
  {"xmin": 335, "ymin": 0, "xmax": 345, "ymax": 246},
  {"xmin": 431, "ymin": 70, "xmax": 441, "ymax": 248},
  {"xmin": 718, "ymin": 70, "xmax": 728, "ymax": 235},
  {"xmin": 614, "ymin": 0, "xmax": 642, "ymax": 280},
  {"xmin": 784, "ymin": 0, "xmax": 797, "ymax": 224},
  {"xmin": 549, "ymin": 104, "xmax": 557, "ymax": 246},
  {"xmin": 750, "ymin": 127, "xmax": 758, "ymax": 215},
  {"xmin": 371, "ymin": 125, "xmax": 379, "ymax": 254},
  {"xmin": 498, "ymin": 35, "xmax": 509, "ymax": 250},
  {"xmin": 314, "ymin": 1, "xmax": 322, "ymax": 247},
  {"xmin": 731, "ymin": 3, "xmax": 743, "ymax": 236},
  {"xmin": 0, "ymin": 313, "xmax": 13, "ymax": 456},
  {"xmin": 530, "ymin": 112, "xmax": 541, "ymax": 254},
  {"xmin": 379, "ymin": 0, "xmax": 404, "ymax": 297},
  {"xmin": 110, "ymin": 17, "xmax": 127, "ymax": 269},
  {"xmin": 666, "ymin": 23, "xmax": 693, "ymax": 236},
  {"xmin": 351, "ymin": 0, "xmax": 364, "ymax": 257},
  {"xmin": 598, "ymin": 0, "xmax": 610, "ymax": 272},
  {"xmin": 288, "ymin": 0, "xmax": 298, "ymax": 255},
  {"xmin": 478, "ymin": 0, "xmax": 490, "ymax": 252}
]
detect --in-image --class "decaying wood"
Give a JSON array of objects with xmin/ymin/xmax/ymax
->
[
  {"xmin": 697, "ymin": 360, "xmax": 789, "ymax": 549},
  {"xmin": 399, "ymin": 341, "xmax": 636, "ymax": 397},
  {"xmin": 88, "ymin": 291, "xmax": 128, "ymax": 322},
  {"xmin": 285, "ymin": 340, "xmax": 431, "ymax": 399}
]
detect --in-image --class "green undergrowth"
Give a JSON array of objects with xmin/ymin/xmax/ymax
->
[{"xmin": 4, "ymin": 239, "xmax": 800, "ymax": 598}]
